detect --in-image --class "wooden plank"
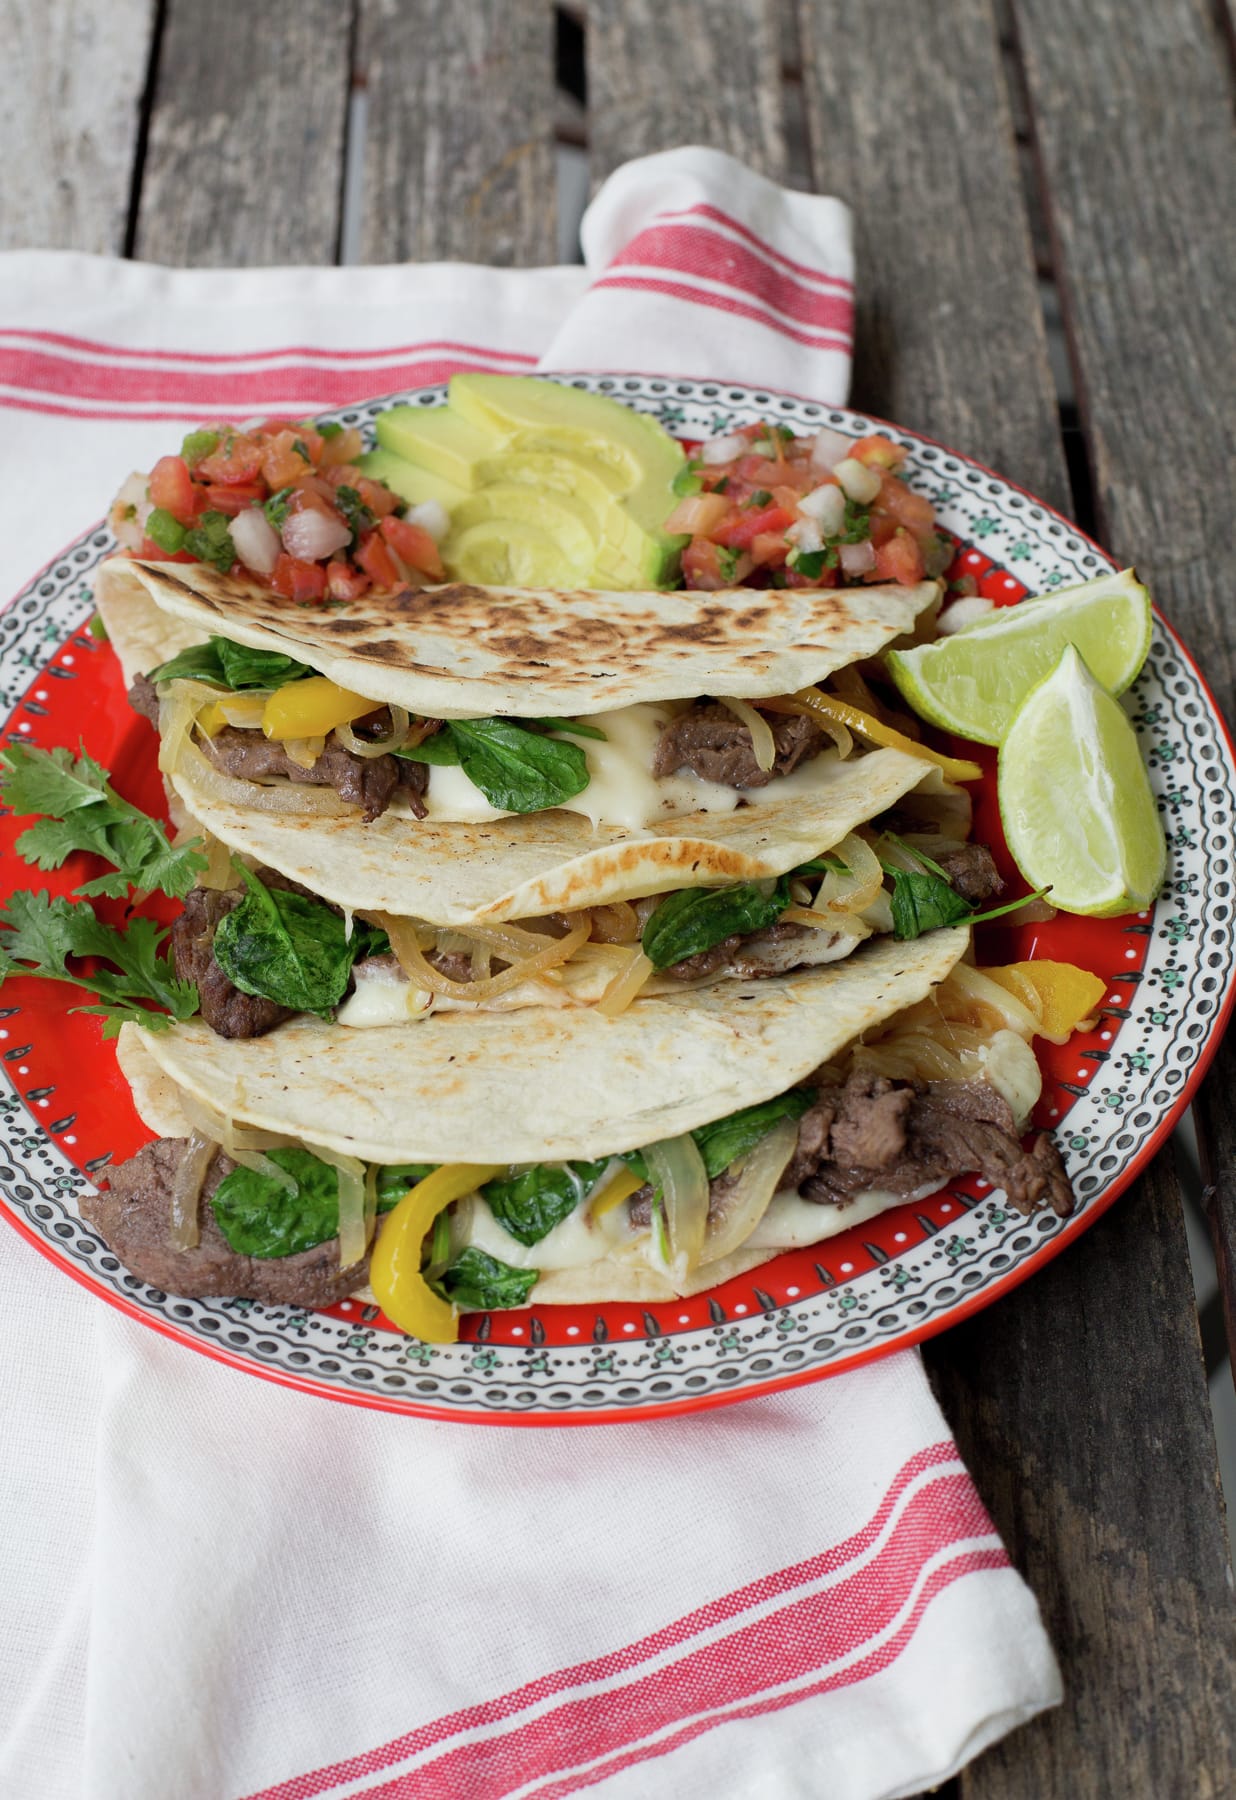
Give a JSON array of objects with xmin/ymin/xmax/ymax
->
[
  {"xmin": 798, "ymin": 0, "xmax": 1067, "ymax": 513},
  {"xmin": 798, "ymin": 2, "xmax": 1236, "ymax": 1791},
  {"xmin": 356, "ymin": 0, "xmax": 557, "ymax": 266},
  {"xmin": 586, "ymin": 0, "xmax": 786, "ymax": 185},
  {"xmin": 0, "ymin": 0, "xmax": 157, "ymax": 254},
  {"xmin": 1010, "ymin": 0, "xmax": 1236, "ymax": 1408},
  {"xmin": 132, "ymin": 0, "xmax": 351, "ymax": 266}
]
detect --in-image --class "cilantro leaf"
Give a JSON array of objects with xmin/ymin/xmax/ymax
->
[
  {"xmin": 715, "ymin": 545, "xmax": 741, "ymax": 583},
  {"xmin": 1, "ymin": 743, "xmax": 206, "ymax": 898},
  {"xmin": 334, "ymin": 484, "xmax": 375, "ymax": 543},
  {"xmin": 746, "ymin": 489, "xmax": 773, "ymax": 509},
  {"xmin": 263, "ymin": 487, "xmax": 295, "ymax": 530},
  {"xmin": 183, "ymin": 510, "xmax": 236, "ymax": 574},
  {"xmin": 317, "ymin": 421, "xmax": 344, "ymax": 440},
  {"xmin": 0, "ymin": 891, "xmax": 198, "ymax": 1037}
]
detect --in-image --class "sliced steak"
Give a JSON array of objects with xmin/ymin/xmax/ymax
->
[
  {"xmin": 652, "ymin": 701, "xmax": 827, "ymax": 789},
  {"xmin": 660, "ymin": 933, "xmax": 745, "ymax": 982},
  {"xmin": 935, "ymin": 844, "xmax": 1005, "ymax": 904},
  {"xmin": 658, "ymin": 920, "xmax": 851, "ymax": 984},
  {"xmin": 81, "ymin": 1138, "xmax": 368, "ymax": 1306},
  {"xmin": 204, "ymin": 727, "xmax": 405, "ymax": 823},
  {"xmin": 128, "ymin": 672, "xmax": 161, "ymax": 726},
  {"xmin": 171, "ymin": 883, "xmax": 294, "ymax": 1040},
  {"xmin": 788, "ymin": 1069, "xmax": 1075, "ymax": 1217}
]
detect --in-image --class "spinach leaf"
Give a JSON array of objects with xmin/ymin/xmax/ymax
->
[
  {"xmin": 391, "ymin": 732, "xmax": 461, "ymax": 767},
  {"xmin": 436, "ymin": 1247, "xmax": 537, "ymax": 1310},
  {"xmin": 641, "ymin": 877, "xmax": 792, "ymax": 971},
  {"xmin": 183, "ymin": 510, "xmax": 237, "ymax": 574},
  {"xmin": 482, "ymin": 1159, "xmax": 608, "ymax": 1246},
  {"xmin": 883, "ymin": 866, "xmax": 975, "ymax": 940},
  {"xmin": 450, "ymin": 718, "xmax": 590, "ymax": 813},
  {"xmin": 214, "ymin": 638, "xmax": 313, "ymax": 691},
  {"xmin": 532, "ymin": 716, "xmax": 607, "ymax": 742},
  {"xmin": 691, "ymin": 1091, "xmax": 814, "ymax": 1180},
  {"xmin": 376, "ymin": 1163, "xmax": 438, "ymax": 1211},
  {"xmin": 211, "ymin": 1147, "xmax": 341, "ymax": 1258},
  {"xmin": 212, "ymin": 866, "xmax": 376, "ymax": 1015},
  {"xmin": 147, "ymin": 636, "xmax": 312, "ymax": 692},
  {"xmin": 793, "ymin": 853, "xmax": 849, "ymax": 877}
]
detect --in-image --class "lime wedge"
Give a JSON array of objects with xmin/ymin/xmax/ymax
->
[
  {"xmin": 998, "ymin": 644, "xmax": 1165, "ymax": 916},
  {"xmin": 887, "ymin": 568, "xmax": 1152, "ymax": 746}
]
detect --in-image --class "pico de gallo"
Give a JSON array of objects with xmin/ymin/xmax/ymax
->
[
  {"xmin": 108, "ymin": 421, "xmax": 446, "ymax": 604},
  {"xmin": 666, "ymin": 423, "xmax": 952, "ymax": 592}
]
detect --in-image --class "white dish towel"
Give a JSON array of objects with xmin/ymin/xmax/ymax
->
[{"xmin": 0, "ymin": 146, "xmax": 1060, "ymax": 1800}]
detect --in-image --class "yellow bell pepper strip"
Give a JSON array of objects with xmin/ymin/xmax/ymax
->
[
  {"xmin": 369, "ymin": 1163, "xmax": 504, "ymax": 1343},
  {"xmin": 984, "ymin": 960, "xmax": 1107, "ymax": 1044},
  {"xmin": 763, "ymin": 687, "xmax": 983, "ymax": 784},
  {"xmin": 196, "ymin": 693, "xmax": 267, "ymax": 737},
  {"xmin": 589, "ymin": 1164, "xmax": 646, "ymax": 1219},
  {"xmin": 262, "ymin": 676, "xmax": 378, "ymax": 742}
]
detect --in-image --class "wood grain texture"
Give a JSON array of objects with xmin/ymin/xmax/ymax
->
[
  {"xmin": 132, "ymin": 0, "xmax": 351, "ymax": 265},
  {"xmin": 936, "ymin": 1154, "xmax": 1236, "ymax": 1795},
  {"xmin": 356, "ymin": 0, "xmax": 557, "ymax": 266},
  {"xmin": 1011, "ymin": 0, "xmax": 1236, "ymax": 1381},
  {"xmin": 797, "ymin": 0, "xmax": 1068, "ymax": 513},
  {"xmin": 0, "ymin": 0, "xmax": 156, "ymax": 253},
  {"xmin": 586, "ymin": 0, "xmax": 786, "ymax": 185}
]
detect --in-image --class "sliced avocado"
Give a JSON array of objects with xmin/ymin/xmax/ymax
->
[
  {"xmin": 445, "ymin": 485, "xmax": 599, "ymax": 574},
  {"xmin": 357, "ymin": 446, "xmax": 468, "ymax": 513},
  {"xmin": 448, "ymin": 373, "xmax": 688, "ymax": 561},
  {"xmin": 474, "ymin": 451, "xmax": 650, "ymax": 567},
  {"xmin": 446, "ymin": 518, "xmax": 591, "ymax": 588},
  {"xmin": 374, "ymin": 405, "xmax": 500, "ymax": 490}
]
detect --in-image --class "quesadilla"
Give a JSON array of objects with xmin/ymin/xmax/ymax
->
[{"xmin": 82, "ymin": 929, "xmax": 1079, "ymax": 1338}]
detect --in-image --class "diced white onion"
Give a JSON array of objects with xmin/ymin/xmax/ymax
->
[
  {"xmin": 797, "ymin": 483, "xmax": 846, "ymax": 535},
  {"xmin": 786, "ymin": 518, "xmax": 823, "ymax": 554},
  {"xmin": 839, "ymin": 539, "xmax": 877, "ymax": 577},
  {"xmin": 700, "ymin": 431, "xmax": 747, "ymax": 465},
  {"xmin": 228, "ymin": 506, "xmax": 282, "ymax": 576},
  {"xmin": 644, "ymin": 1133, "xmax": 710, "ymax": 1278},
  {"xmin": 109, "ymin": 472, "xmax": 149, "ymax": 551},
  {"xmin": 834, "ymin": 457, "xmax": 883, "ymax": 505},
  {"xmin": 407, "ymin": 500, "xmax": 450, "ymax": 543},
  {"xmin": 701, "ymin": 1117, "xmax": 799, "ymax": 1264},
  {"xmin": 596, "ymin": 947, "xmax": 655, "ymax": 1018},
  {"xmin": 280, "ymin": 505, "xmax": 352, "ymax": 563},
  {"xmin": 810, "ymin": 427, "xmax": 853, "ymax": 471},
  {"xmin": 169, "ymin": 1131, "xmax": 215, "ymax": 1251},
  {"xmin": 968, "ymin": 1030, "xmax": 1043, "ymax": 1133},
  {"xmin": 282, "ymin": 734, "xmax": 326, "ymax": 770},
  {"xmin": 718, "ymin": 696, "xmax": 776, "ymax": 772},
  {"xmin": 312, "ymin": 1144, "xmax": 369, "ymax": 1267},
  {"xmin": 938, "ymin": 596, "xmax": 997, "ymax": 635}
]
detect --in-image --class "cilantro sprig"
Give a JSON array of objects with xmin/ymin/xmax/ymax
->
[
  {"xmin": 0, "ymin": 891, "xmax": 198, "ymax": 1038},
  {"xmin": 0, "ymin": 744, "xmax": 206, "ymax": 899}
]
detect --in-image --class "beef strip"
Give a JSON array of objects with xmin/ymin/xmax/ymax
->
[
  {"xmin": 203, "ymin": 726, "xmax": 425, "ymax": 823},
  {"xmin": 128, "ymin": 672, "xmax": 161, "ymax": 726},
  {"xmin": 788, "ymin": 1069, "xmax": 1076, "ymax": 1217},
  {"xmin": 652, "ymin": 701, "xmax": 827, "ymax": 789},
  {"xmin": 934, "ymin": 844, "xmax": 1005, "ymax": 904},
  {"xmin": 81, "ymin": 1137, "xmax": 368, "ymax": 1306}
]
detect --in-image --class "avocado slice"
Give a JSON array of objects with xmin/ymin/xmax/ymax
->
[
  {"xmin": 357, "ymin": 446, "xmax": 467, "ymax": 513},
  {"xmin": 446, "ymin": 518, "xmax": 592, "ymax": 588},
  {"xmin": 374, "ymin": 405, "xmax": 500, "ymax": 490}
]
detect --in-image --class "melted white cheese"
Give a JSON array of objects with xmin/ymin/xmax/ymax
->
[{"xmin": 420, "ymin": 701, "xmax": 840, "ymax": 833}]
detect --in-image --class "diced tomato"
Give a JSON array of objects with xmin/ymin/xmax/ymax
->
[
  {"xmin": 869, "ymin": 511, "xmax": 899, "ymax": 549},
  {"xmin": 326, "ymin": 560, "xmax": 371, "ymax": 602},
  {"xmin": 851, "ymin": 434, "xmax": 907, "ymax": 471},
  {"xmin": 257, "ymin": 418, "xmax": 295, "ymax": 435},
  {"xmin": 319, "ymin": 426, "xmax": 364, "ymax": 468},
  {"xmin": 356, "ymin": 476, "xmax": 401, "ymax": 519},
  {"xmin": 261, "ymin": 430, "xmax": 312, "ymax": 492},
  {"xmin": 356, "ymin": 531, "xmax": 402, "ymax": 587},
  {"xmin": 297, "ymin": 428, "xmax": 325, "ymax": 464},
  {"xmin": 270, "ymin": 554, "xmax": 328, "ymax": 602},
  {"xmin": 714, "ymin": 503, "xmax": 796, "ymax": 551},
  {"xmin": 380, "ymin": 515, "xmax": 445, "ymax": 579},
  {"xmin": 291, "ymin": 472, "xmax": 338, "ymax": 506},
  {"xmin": 137, "ymin": 536, "xmax": 196, "ymax": 564},
  {"xmin": 749, "ymin": 532, "xmax": 789, "ymax": 568},
  {"xmin": 204, "ymin": 481, "xmax": 267, "ymax": 516},
  {"xmin": 148, "ymin": 455, "xmax": 199, "ymax": 525},
  {"xmin": 873, "ymin": 528, "xmax": 926, "ymax": 585},
  {"xmin": 875, "ymin": 472, "xmax": 936, "ymax": 541},
  {"xmin": 681, "ymin": 539, "xmax": 753, "ymax": 589},
  {"xmin": 197, "ymin": 434, "xmax": 263, "ymax": 486}
]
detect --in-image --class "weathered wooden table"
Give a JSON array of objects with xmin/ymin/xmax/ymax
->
[{"xmin": 6, "ymin": 1, "xmax": 1236, "ymax": 1790}]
